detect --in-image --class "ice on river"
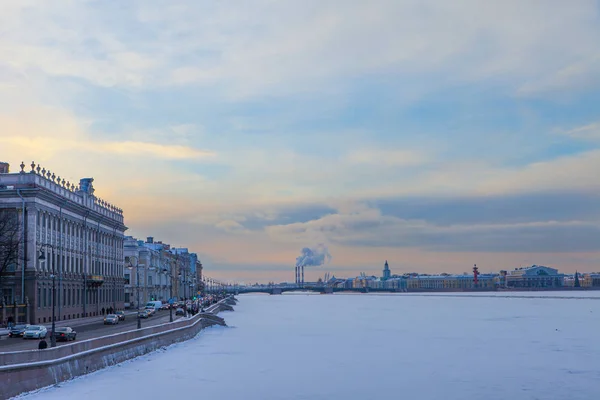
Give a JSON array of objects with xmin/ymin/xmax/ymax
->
[{"xmin": 18, "ymin": 291, "xmax": 600, "ymax": 400}]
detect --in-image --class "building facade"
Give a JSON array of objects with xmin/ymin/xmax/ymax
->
[
  {"xmin": 505, "ymin": 265, "xmax": 564, "ymax": 288},
  {"xmin": 123, "ymin": 237, "xmax": 204, "ymax": 307},
  {"xmin": 406, "ymin": 274, "xmax": 496, "ymax": 290},
  {"xmin": 124, "ymin": 236, "xmax": 176, "ymax": 307},
  {"xmin": 0, "ymin": 162, "xmax": 126, "ymax": 324}
]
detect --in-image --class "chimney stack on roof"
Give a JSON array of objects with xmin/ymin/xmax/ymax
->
[
  {"xmin": 0, "ymin": 162, "xmax": 9, "ymax": 174},
  {"xmin": 147, "ymin": 237, "xmax": 154, "ymax": 244}
]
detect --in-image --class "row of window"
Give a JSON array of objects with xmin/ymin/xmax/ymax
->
[
  {"xmin": 36, "ymin": 285, "xmax": 124, "ymax": 308},
  {"xmin": 38, "ymin": 251, "xmax": 122, "ymax": 278},
  {"xmin": 36, "ymin": 209, "xmax": 123, "ymax": 277}
]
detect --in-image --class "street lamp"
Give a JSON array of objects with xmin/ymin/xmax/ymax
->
[
  {"xmin": 162, "ymin": 267, "xmax": 174, "ymax": 322},
  {"xmin": 38, "ymin": 244, "xmax": 56, "ymax": 348},
  {"xmin": 126, "ymin": 256, "xmax": 141, "ymax": 329}
]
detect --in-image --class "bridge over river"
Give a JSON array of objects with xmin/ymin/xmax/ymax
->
[{"xmin": 228, "ymin": 285, "xmax": 407, "ymax": 295}]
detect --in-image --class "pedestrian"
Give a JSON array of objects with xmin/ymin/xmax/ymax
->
[
  {"xmin": 101, "ymin": 307, "xmax": 105, "ymax": 315},
  {"xmin": 7, "ymin": 316, "xmax": 14, "ymax": 329},
  {"xmin": 38, "ymin": 339, "xmax": 48, "ymax": 350}
]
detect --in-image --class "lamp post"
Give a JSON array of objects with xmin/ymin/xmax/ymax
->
[
  {"xmin": 162, "ymin": 267, "xmax": 174, "ymax": 322},
  {"xmin": 38, "ymin": 244, "xmax": 56, "ymax": 348},
  {"xmin": 126, "ymin": 256, "xmax": 141, "ymax": 329}
]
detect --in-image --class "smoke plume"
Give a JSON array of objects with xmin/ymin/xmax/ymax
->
[{"xmin": 295, "ymin": 244, "xmax": 332, "ymax": 267}]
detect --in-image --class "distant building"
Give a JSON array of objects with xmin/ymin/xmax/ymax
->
[
  {"xmin": 506, "ymin": 265, "xmax": 564, "ymax": 288},
  {"xmin": 406, "ymin": 274, "xmax": 496, "ymax": 290},
  {"xmin": 564, "ymin": 272, "xmax": 600, "ymax": 288},
  {"xmin": 382, "ymin": 260, "xmax": 391, "ymax": 280}
]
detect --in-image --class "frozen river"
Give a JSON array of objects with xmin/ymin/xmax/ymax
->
[{"xmin": 20, "ymin": 292, "xmax": 600, "ymax": 400}]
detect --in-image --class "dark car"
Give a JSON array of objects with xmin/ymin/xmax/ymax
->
[
  {"xmin": 8, "ymin": 324, "xmax": 30, "ymax": 338},
  {"xmin": 175, "ymin": 307, "xmax": 185, "ymax": 316},
  {"xmin": 54, "ymin": 327, "xmax": 77, "ymax": 341},
  {"xmin": 115, "ymin": 311, "xmax": 126, "ymax": 321}
]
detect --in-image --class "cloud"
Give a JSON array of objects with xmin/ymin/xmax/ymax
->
[
  {"xmin": 0, "ymin": 107, "xmax": 215, "ymax": 161},
  {"xmin": 561, "ymin": 122, "xmax": 600, "ymax": 141},
  {"xmin": 1, "ymin": 0, "xmax": 599, "ymax": 99},
  {"xmin": 266, "ymin": 203, "xmax": 600, "ymax": 253},
  {"xmin": 373, "ymin": 192, "xmax": 600, "ymax": 226},
  {"xmin": 517, "ymin": 55, "xmax": 600, "ymax": 97},
  {"xmin": 345, "ymin": 149, "xmax": 429, "ymax": 167},
  {"xmin": 215, "ymin": 220, "xmax": 250, "ymax": 234},
  {"xmin": 2, "ymin": 1, "xmax": 600, "ymax": 281}
]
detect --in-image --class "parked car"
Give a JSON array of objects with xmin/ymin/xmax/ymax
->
[
  {"xmin": 103, "ymin": 314, "xmax": 119, "ymax": 325},
  {"xmin": 175, "ymin": 307, "xmax": 185, "ymax": 316},
  {"xmin": 8, "ymin": 324, "xmax": 30, "ymax": 338},
  {"xmin": 115, "ymin": 311, "xmax": 126, "ymax": 321},
  {"xmin": 23, "ymin": 325, "xmax": 48, "ymax": 339},
  {"xmin": 54, "ymin": 327, "xmax": 77, "ymax": 341}
]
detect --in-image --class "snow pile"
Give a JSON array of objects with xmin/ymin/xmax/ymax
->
[{"xmin": 18, "ymin": 293, "xmax": 600, "ymax": 400}]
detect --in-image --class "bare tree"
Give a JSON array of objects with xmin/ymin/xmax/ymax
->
[{"xmin": 0, "ymin": 209, "xmax": 22, "ymax": 299}]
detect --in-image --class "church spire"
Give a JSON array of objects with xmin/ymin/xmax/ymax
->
[{"xmin": 383, "ymin": 260, "xmax": 391, "ymax": 280}]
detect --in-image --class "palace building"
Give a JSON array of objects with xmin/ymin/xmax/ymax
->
[{"xmin": 0, "ymin": 161, "xmax": 127, "ymax": 324}]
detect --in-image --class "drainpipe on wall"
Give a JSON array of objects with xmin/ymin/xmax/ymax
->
[
  {"xmin": 96, "ymin": 219, "xmax": 100, "ymax": 315},
  {"xmin": 83, "ymin": 211, "xmax": 89, "ymax": 317},
  {"xmin": 57, "ymin": 199, "xmax": 68, "ymax": 321},
  {"xmin": 16, "ymin": 190, "xmax": 26, "ymax": 323}
]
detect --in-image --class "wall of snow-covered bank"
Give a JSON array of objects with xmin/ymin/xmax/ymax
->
[{"xmin": 0, "ymin": 300, "xmax": 233, "ymax": 400}]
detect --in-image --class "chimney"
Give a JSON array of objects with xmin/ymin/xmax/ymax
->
[
  {"xmin": 147, "ymin": 237, "xmax": 154, "ymax": 244},
  {"xmin": 0, "ymin": 162, "xmax": 9, "ymax": 174}
]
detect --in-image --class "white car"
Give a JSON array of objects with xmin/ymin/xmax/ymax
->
[
  {"xmin": 144, "ymin": 306, "xmax": 156, "ymax": 316},
  {"xmin": 23, "ymin": 325, "xmax": 48, "ymax": 339}
]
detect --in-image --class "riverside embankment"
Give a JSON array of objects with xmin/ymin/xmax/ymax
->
[{"xmin": 0, "ymin": 297, "xmax": 237, "ymax": 400}]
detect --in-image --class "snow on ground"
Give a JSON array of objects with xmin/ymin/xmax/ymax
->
[{"xmin": 18, "ymin": 293, "xmax": 600, "ymax": 400}]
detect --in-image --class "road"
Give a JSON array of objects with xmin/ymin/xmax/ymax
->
[{"xmin": 0, "ymin": 310, "xmax": 181, "ymax": 352}]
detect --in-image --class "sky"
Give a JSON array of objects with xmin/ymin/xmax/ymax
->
[{"xmin": 1, "ymin": 0, "xmax": 599, "ymax": 283}]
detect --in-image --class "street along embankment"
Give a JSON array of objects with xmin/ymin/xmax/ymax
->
[{"xmin": 0, "ymin": 298, "xmax": 236, "ymax": 400}]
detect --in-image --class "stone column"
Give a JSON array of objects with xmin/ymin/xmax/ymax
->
[{"xmin": 1, "ymin": 300, "xmax": 6, "ymax": 326}]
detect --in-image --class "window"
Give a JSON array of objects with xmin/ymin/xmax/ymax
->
[
  {"xmin": 149, "ymin": 276, "xmax": 153, "ymax": 286},
  {"xmin": 37, "ymin": 287, "xmax": 41, "ymax": 308},
  {"xmin": 124, "ymin": 274, "xmax": 130, "ymax": 285}
]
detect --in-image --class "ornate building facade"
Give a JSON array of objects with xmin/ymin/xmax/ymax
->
[
  {"xmin": 0, "ymin": 162, "xmax": 127, "ymax": 324},
  {"xmin": 123, "ymin": 237, "xmax": 204, "ymax": 307}
]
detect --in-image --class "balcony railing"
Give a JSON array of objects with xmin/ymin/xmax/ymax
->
[{"xmin": 86, "ymin": 275, "xmax": 104, "ymax": 287}]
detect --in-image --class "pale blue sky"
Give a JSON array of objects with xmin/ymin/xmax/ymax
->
[{"xmin": 1, "ymin": 0, "xmax": 599, "ymax": 282}]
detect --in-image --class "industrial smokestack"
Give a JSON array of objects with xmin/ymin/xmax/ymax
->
[{"xmin": 295, "ymin": 245, "xmax": 331, "ymax": 287}]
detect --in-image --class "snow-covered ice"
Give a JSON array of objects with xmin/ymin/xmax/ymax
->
[{"xmin": 17, "ymin": 292, "xmax": 600, "ymax": 400}]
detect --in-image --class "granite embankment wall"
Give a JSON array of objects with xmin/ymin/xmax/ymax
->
[{"xmin": 0, "ymin": 301, "xmax": 235, "ymax": 400}]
